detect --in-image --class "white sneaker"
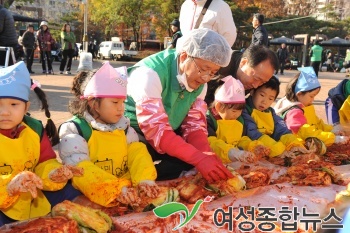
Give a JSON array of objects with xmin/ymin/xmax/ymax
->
[{"xmin": 65, "ymin": 71, "xmax": 71, "ymax": 75}]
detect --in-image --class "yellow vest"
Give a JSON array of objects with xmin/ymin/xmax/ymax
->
[
  {"xmin": 339, "ymin": 96, "xmax": 350, "ymax": 124},
  {"xmin": 216, "ymin": 120, "xmax": 243, "ymax": 145},
  {"xmin": 72, "ymin": 128, "xmax": 132, "ymax": 207},
  {"xmin": 0, "ymin": 124, "xmax": 50, "ymax": 220},
  {"xmin": 251, "ymin": 109, "xmax": 274, "ymax": 135},
  {"xmin": 303, "ymin": 105, "xmax": 318, "ymax": 125}
]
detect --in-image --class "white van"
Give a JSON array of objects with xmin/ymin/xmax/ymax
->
[{"xmin": 98, "ymin": 40, "xmax": 138, "ymax": 60}]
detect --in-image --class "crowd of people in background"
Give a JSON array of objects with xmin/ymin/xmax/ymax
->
[{"xmin": 2, "ymin": 0, "xmax": 350, "ymax": 230}]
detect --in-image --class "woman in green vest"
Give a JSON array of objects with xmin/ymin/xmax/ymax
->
[
  {"xmin": 125, "ymin": 28, "xmax": 233, "ymax": 182},
  {"xmin": 309, "ymin": 40, "xmax": 323, "ymax": 77}
]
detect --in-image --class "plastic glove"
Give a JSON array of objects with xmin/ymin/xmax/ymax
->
[
  {"xmin": 228, "ymin": 148, "xmax": 256, "ymax": 163},
  {"xmin": 49, "ymin": 165, "xmax": 84, "ymax": 183},
  {"xmin": 335, "ymin": 136, "xmax": 350, "ymax": 144},
  {"xmin": 332, "ymin": 124, "xmax": 346, "ymax": 136},
  {"xmin": 289, "ymin": 146, "xmax": 312, "ymax": 154},
  {"xmin": 138, "ymin": 180, "xmax": 160, "ymax": 198},
  {"xmin": 195, "ymin": 152, "xmax": 233, "ymax": 183},
  {"xmin": 116, "ymin": 187, "xmax": 141, "ymax": 206},
  {"xmin": 253, "ymin": 145, "xmax": 270, "ymax": 158},
  {"xmin": 7, "ymin": 171, "xmax": 43, "ymax": 198}
]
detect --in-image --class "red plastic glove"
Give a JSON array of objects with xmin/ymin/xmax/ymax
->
[
  {"xmin": 138, "ymin": 180, "xmax": 160, "ymax": 198},
  {"xmin": 116, "ymin": 187, "xmax": 141, "ymax": 206},
  {"xmin": 194, "ymin": 152, "xmax": 233, "ymax": 183},
  {"xmin": 7, "ymin": 171, "xmax": 43, "ymax": 198}
]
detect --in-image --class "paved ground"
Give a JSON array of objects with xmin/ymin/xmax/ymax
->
[{"xmin": 27, "ymin": 58, "xmax": 348, "ymax": 151}]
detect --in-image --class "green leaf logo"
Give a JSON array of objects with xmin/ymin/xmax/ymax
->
[{"xmin": 153, "ymin": 196, "xmax": 214, "ymax": 230}]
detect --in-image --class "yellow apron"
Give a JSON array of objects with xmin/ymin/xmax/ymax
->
[
  {"xmin": 298, "ymin": 105, "xmax": 335, "ymax": 146},
  {"xmin": 72, "ymin": 129, "xmax": 131, "ymax": 207},
  {"xmin": 250, "ymin": 109, "xmax": 274, "ymax": 135},
  {"xmin": 339, "ymin": 96, "xmax": 350, "ymax": 124},
  {"xmin": 208, "ymin": 120, "xmax": 243, "ymax": 163},
  {"xmin": 251, "ymin": 109, "xmax": 285, "ymax": 157},
  {"xmin": 216, "ymin": 120, "xmax": 243, "ymax": 145},
  {"xmin": 0, "ymin": 124, "xmax": 50, "ymax": 220}
]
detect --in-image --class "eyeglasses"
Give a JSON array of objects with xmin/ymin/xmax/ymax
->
[{"xmin": 190, "ymin": 57, "xmax": 217, "ymax": 81}]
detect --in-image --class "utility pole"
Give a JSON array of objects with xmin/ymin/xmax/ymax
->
[{"xmin": 82, "ymin": 0, "xmax": 88, "ymax": 52}]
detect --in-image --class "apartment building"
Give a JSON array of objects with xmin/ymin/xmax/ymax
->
[
  {"xmin": 9, "ymin": 0, "xmax": 77, "ymax": 23},
  {"xmin": 285, "ymin": 0, "xmax": 350, "ymax": 20}
]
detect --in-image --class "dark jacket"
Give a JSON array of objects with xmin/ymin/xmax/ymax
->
[
  {"xmin": 205, "ymin": 50, "xmax": 243, "ymax": 106},
  {"xmin": 251, "ymin": 25, "xmax": 268, "ymax": 47},
  {"xmin": 277, "ymin": 47, "xmax": 289, "ymax": 62},
  {"xmin": 37, "ymin": 28, "xmax": 55, "ymax": 51},
  {"xmin": 21, "ymin": 30, "xmax": 36, "ymax": 49},
  {"xmin": 171, "ymin": 30, "xmax": 182, "ymax": 48},
  {"xmin": 0, "ymin": 5, "xmax": 18, "ymax": 47}
]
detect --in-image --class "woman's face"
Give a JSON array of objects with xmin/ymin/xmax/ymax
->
[{"xmin": 66, "ymin": 25, "xmax": 71, "ymax": 32}]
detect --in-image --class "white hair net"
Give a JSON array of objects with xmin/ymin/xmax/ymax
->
[{"xmin": 176, "ymin": 28, "xmax": 232, "ymax": 67}]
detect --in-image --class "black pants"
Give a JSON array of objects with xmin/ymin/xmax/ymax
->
[
  {"xmin": 40, "ymin": 51, "xmax": 52, "ymax": 71},
  {"xmin": 60, "ymin": 49, "xmax": 75, "ymax": 72},
  {"xmin": 24, "ymin": 48, "xmax": 34, "ymax": 72},
  {"xmin": 279, "ymin": 61, "xmax": 286, "ymax": 74},
  {"xmin": 311, "ymin": 61, "xmax": 321, "ymax": 77},
  {"xmin": 138, "ymin": 133, "xmax": 194, "ymax": 181}
]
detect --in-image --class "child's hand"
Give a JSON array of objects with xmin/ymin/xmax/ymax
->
[
  {"xmin": 116, "ymin": 187, "xmax": 141, "ymax": 206},
  {"xmin": 138, "ymin": 180, "xmax": 160, "ymax": 198},
  {"xmin": 335, "ymin": 136, "xmax": 350, "ymax": 144},
  {"xmin": 49, "ymin": 165, "xmax": 74, "ymax": 183},
  {"xmin": 253, "ymin": 145, "xmax": 270, "ymax": 158},
  {"xmin": 228, "ymin": 148, "xmax": 256, "ymax": 163},
  {"xmin": 332, "ymin": 124, "xmax": 347, "ymax": 136},
  {"xmin": 7, "ymin": 171, "xmax": 43, "ymax": 198},
  {"xmin": 66, "ymin": 165, "xmax": 84, "ymax": 177},
  {"xmin": 289, "ymin": 146, "xmax": 312, "ymax": 154}
]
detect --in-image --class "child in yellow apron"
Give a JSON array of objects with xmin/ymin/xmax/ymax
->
[
  {"xmin": 274, "ymin": 67, "xmax": 349, "ymax": 146},
  {"xmin": 206, "ymin": 76, "xmax": 270, "ymax": 163},
  {"xmin": 242, "ymin": 76, "xmax": 309, "ymax": 158},
  {"xmin": 0, "ymin": 62, "xmax": 82, "ymax": 226},
  {"xmin": 58, "ymin": 62, "xmax": 160, "ymax": 208}
]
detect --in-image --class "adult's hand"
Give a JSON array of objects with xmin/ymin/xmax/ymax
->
[{"xmin": 195, "ymin": 152, "xmax": 233, "ymax": 183}]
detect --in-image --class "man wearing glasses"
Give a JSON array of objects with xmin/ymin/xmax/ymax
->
[
  {"xmin": 125, "ymin": 28, "xmax": 233, "ymax": 183},
  {"xmin": 205, "ymin": 45, "xmax": 279, "ymax": 106}
]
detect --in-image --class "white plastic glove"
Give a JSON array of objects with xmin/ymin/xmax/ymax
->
[
  {"xmin": 332, "ymin": 124, "xmax": 346, "ymax": 136},
  {"xmin": 289, "ymin": 146, "xmax": 312, "ymax": 154},
  {"xmin": 116, "ymin": 186, "xmax": 141, "ymax": 206},
  {"xmin": 228, "ymin": 148, "xmax": 256, "ymax": 163},
  {"xmin": 335, "ymin": 136, "xmax": 350, "ymax": 144},
  {"xmin": 138, "ymin": 180, "xmax": 160, "ymax": 198},
  {"xmin": 7, "ymin": 171, "xmax": 43, "ymax": 198},
  {"xmin": 49, "ymin": 165, "xmax": 84, "ymax": 183}
]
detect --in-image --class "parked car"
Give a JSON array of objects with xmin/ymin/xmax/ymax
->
[{"xmin": 98, "ymin": 40, "xmax": 138, "ymax": 61}]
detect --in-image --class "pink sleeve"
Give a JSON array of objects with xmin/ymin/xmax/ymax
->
[
  {"xmin": 38, "ymin": 130, "xmax": 57, "ymax": 163},
  {"xmin": 181, "ymin": 99, "xmax": 211, "ymax": 152},
  {"xmin": 285, "ymin": 108, "xmax": 307, "ymax": 134}
]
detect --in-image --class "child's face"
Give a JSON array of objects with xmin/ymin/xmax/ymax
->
[
  {"xmin": 297, "ymin": 88, "xmax": 320, "ymax": 107},
  {"xmin": 251, "ymin": 86, "xmax": 277, "ymax": 111},
  {"xmin": 92, "ymin": 97, "xmax": 125, "ymax": 124},
  {"xmin": 0, "ymin": 98, "xmax": 29, "ymax": 130},
  {"xmin": 215, "ymin": 103, "xmax": 242, "ymax": 120}
]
